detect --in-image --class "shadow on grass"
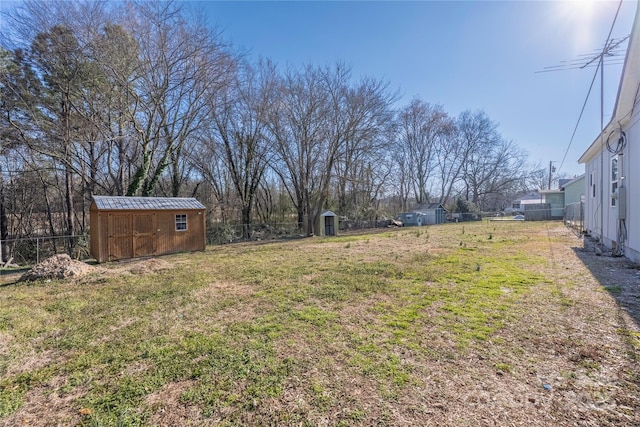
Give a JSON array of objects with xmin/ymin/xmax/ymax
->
[
  {"xmin": 572, "ymin": 239, "xmax": 640, "ymax": 329},
  {"xmin": 0, "ymin": 268, "xmax": 28, "ymax": 287}
]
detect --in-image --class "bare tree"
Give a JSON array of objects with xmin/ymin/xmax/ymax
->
[
  {"xmin": 457, "ymin": 110, "xmax": 527, "ymax": 210},
  {"xmin": 123, "ymin": 1, "xmax": 233, "ymax": 196},
  {"xmin": 2, "ymin": 0, "xmax": 113, "ymax": 50},
  {"xmin": 3, "ymin": 1, "xmax": 121, "ymax": 243},
  {"xmin": 207, "ymin": 60, "xmax": 277, "ymax": 238},
  {"xmin": 333, "ymin": 76, "xmax": 396, "ymax": 219},
  {"xmin": 189, "ymin": 130, "xmax": 234, "ymax": 223},
  {"xmin": 396, "ymin": 99, "xmax": 453, "ymax": 205},
  {"xmin": 266, "ymin": 64, "xmax": 331, "ymax": 235},
  {"xmin": 434, "ymin": 121, "xmax": 464, "ymax": 206}
]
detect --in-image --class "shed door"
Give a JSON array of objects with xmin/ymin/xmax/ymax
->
[
  {"xmin": 133, "ymin": 213, "xmax": 156, "ymax": 257},
  {"xmin": 108, "ymin": 213, "xmax": 133, "ymax": 261},
  {"xmin": 324, "ymin": 216, "xmax": 335, "ymax": 236}
]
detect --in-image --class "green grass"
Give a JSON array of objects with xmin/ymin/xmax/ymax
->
[{"xmin": 0, "ymin": 221, "xmax": 631, "ymax": 425}]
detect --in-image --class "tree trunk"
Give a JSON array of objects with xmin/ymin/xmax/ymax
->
[
  {"xmin": 63, "ymin": 94, "xmax": 75, "ymax": 252},
  {"xmin": 241, "ymin": 205, "xmax": 251, "ymax": 239},
  {"xmin": 65, "ymin": 162, "xmax": 75, "ymax": 252},
  {"xmin": 43, "ymin": 183, "xmax": 58, "ymax": 254},
  {"xmin": 0, "ymin": 176, "xmax": 8, "ymax": 263}
]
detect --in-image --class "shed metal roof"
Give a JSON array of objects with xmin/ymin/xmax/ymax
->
[
  {"xmin": 407, "ymin": 203, "xmax": 448, "ymax": 212},
  {"xmin": 92, "ymin": 196, "xmax": 205, "ymax": 211}
]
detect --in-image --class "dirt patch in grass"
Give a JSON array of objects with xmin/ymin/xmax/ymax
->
[
  {"xmin": 188, "ymin": 281, "xmax": 261, "ymax": 327},
  {"xmin": 486, "ymin": 223, "xmax": 640, "ymax": 425},
  {"xmin": 125, "ymin": 258, "xmax": 172, "ymax": 275},
  {"xmin": 0, "ymin": 376, "xmax": 84, "ymax": 427},
  {"xmin": 3, "ymin": 349, "xmax": 58, "ymax": 377},
  {"xmin": 192, "ymin": 281, "xmax": 256, "ymax": 299},
  {"xmin": 146, "ymin": 380, "xmax": 203, "ymax": 426},
  {"xmin": 91, "ymin": 257, "xmax": 173, "ymax": 277}
]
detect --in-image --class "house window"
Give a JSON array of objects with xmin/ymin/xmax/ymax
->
[
  {"xmin": 175, "ymin": 214, "xmax": 187, "ymax": 231},
  {"xmin": 590, "ymin": 172, "xmax": 596, "ymax": 198},
  {"xmin": 611, "ymin": 157, "xmax": 618, "ymax": 207}
]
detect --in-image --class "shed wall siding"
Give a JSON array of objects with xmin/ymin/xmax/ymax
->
[
  {"xmin": 99, "ymin": 212, "xmax": 109, "ymax": 261},
  {"xmin": 154, "ymin": 211, "xmax": 205, "ymax": 255}
]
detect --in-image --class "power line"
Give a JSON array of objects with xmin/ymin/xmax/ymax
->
[
  {"xmin": 553, "ymin": 0, "xmax": 626, "ymax": 177},
  {"xmin": 556, "ymin": 61, "xmax": 600, "ymax": 175}
]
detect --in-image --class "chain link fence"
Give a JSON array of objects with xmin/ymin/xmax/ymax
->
[
  {"xmin": 564, "ymin": 202, "xmax": 584, "ymax": 235},
  {"xmin": 3, "ymin": 210, "xmax": 569, "ymax": 268},
  {"xmin": 206, "ymin": 219, "xmax": 407, "ymax": 244},
  {"xmin": 1, "ymin": 234, "xmax": 90, "ymax": 268},
  {"xmin": 206, "ymin": 222, "xmax": 304, "ymax": 245}
]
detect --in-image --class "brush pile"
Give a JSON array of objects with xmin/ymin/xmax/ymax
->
[{"xmin": 20, "ymin": 254, "xmax": 95, "ymax": 282}]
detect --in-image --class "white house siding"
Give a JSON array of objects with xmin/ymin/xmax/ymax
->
[
  {"xmin": 584, "ymin": 109, "xmax": 639, "ymax": 262},
  {"xmin": 584, "ymin": 154, "xmax": 612, "ymax": 246},
  {"xmin": 625, "ymin": 108, "xmax": 640, "ymax": 262},
  {"xmin": 580, "ymin": 1, "xmax": 639, "ymax": 263},
  {"xmin": 584, "ymin": 159, "xmax": 600, "ymax": 238}
]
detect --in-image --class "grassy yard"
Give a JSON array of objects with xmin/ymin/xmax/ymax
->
[{"xmin": 1, "ymin": 221, "xmax": 639, "ymax": 426}]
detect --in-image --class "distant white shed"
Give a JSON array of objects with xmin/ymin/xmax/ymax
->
[{"xmin": 314, "ymin": 210, "xmax": 338, "ymax": 236}]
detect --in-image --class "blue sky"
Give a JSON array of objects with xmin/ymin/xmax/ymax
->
[
  {"xmin": 1, "ymin": 0, "xmax": 636, "ymax": 179},
  {"xmin": 199, "ymin": 0, "xmax": 637, "ymax": 179}
]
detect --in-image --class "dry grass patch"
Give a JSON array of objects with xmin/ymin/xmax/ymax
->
[
  {"xmin": 1, "ymin": 375, "xmax": 85, "ymax": 427},
  {"xmin": 146, "ymin": 380, "xmax": 202, "ymax": 426},
  {"xmin": 1, "ymin": 221, "xmax": 639, "ymax": 426}
]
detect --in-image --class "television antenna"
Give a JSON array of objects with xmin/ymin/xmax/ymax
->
[{"xmin": 535, "ymin": 35, "xmax": 629, "ymax": 74}]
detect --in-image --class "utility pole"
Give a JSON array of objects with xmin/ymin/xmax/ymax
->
[
  {"xmin": 548, "ymin": 161, "xmax": 556, "ymax": 190},
  {"xmin": 535, "ymin": 0, "xmax": 627, "ymax": 240}
]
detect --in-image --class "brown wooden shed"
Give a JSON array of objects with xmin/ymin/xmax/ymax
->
[{"xmin": 90, "ymin": 196, "xmax": 206, "ymax": 263}]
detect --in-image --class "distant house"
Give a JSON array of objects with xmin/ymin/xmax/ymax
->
[
  {"xmin": 538, "ymin": 189, "xmax": 565, "ymax": 219},
  {"xmin": 90, "ymin": 196, "xmax": 206, "ymax": 263},
  {"xmin": 509, "ymin": 192, "xmax": 542, "ymax": 213},
  {"xmin": 561, "ymin": 175, "xmax": 585, "ymax": 206},
  {"xmin": 578, "ymin": 2, "xmax": 640, "ymax": 261},
  {"xmin": 562, "ymin": 175, "xmax": 586, "ymax": 231},
  {"xmin": 400, "ymin": 203, "xmax": 448, "ymax": 226},
  {"xmin": 558, "ymin": 178, "xmax": 572, "ymax": 189}
]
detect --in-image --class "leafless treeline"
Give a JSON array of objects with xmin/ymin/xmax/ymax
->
[{"xmin": 0, "ymin": 1, "xmax": 546, "ymax": 257}]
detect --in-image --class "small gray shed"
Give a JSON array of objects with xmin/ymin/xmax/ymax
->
[
  {"xmin": 400, "ymin": 203, "xmax": 448, "ymax": 226},
  {"xmin": 399, "ymin": 211, "xmax": 426, "ymax": 226},
  {"xmin": 315, "ymin": 210, "xmax": 338, "ymax": 236}
]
